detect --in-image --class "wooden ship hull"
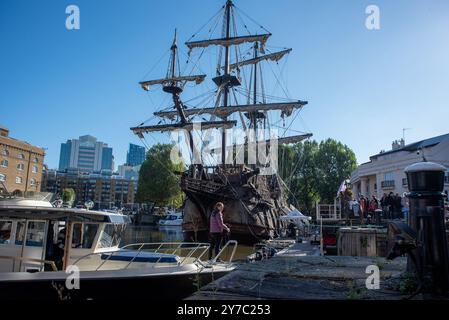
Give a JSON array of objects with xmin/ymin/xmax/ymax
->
[{"xmin": 181, "ymin": 165, "xmax": 291, "ymax": 244}]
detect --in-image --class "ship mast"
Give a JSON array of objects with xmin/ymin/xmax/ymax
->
[
  {"xmin": 132, "ymin": 29, "xmax": 238, "ymax": 163},
  {"xmin": 221, "ymin": 0, "xmax": 232, "ymax": 166},
  {"xmin": 164, "ymin": 30, "xmax": 195, "ymax": 154},
  {"xmin": 134, "ymin": 1, "xmax": 314, "ymax": 168}
]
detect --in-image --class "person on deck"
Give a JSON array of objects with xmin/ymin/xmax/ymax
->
[{"xmin": 209, "ymin": 202, "xmax": 230, "ymax": 260}]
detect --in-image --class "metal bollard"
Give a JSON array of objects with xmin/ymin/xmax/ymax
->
[{"xmin": 405, "ymin": 161, "xmax": 449, "ymax": 295}]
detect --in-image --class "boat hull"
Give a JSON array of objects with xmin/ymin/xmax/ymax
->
[
  {"xmin": 181, "ymin": 171, "xmax": 290, "ymax": 245},
  {"xmin": 0, "ymin": 269, "xmax": 230, "ymax": 301}
]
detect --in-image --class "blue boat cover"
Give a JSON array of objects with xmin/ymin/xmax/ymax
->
[{"xmin": 101, "ymin": 250, "xmax": 180, "ymax": 263}]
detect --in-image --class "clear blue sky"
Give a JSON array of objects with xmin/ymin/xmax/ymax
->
[{"xmin": 1, "ymin": 0, "xmax": 448, "ymax": 169}]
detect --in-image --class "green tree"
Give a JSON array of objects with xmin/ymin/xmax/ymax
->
[
  {"xmin": 279, "ymin": 141, "xmax": 320, "ymax": 214},
  {"xmin": 62, "ymin": 188, "xmax": 76, "ymax": 207},
  {"xmin": 278, "ymin": 138, "xmax": 357, "ymax": 213},
  {"xmin": 315, "ymin": 139, "xmax": 357, "ymax": 203},
  {"xmin": 136, "ymin": 143, "xmax": 185, "ymax": 207}
]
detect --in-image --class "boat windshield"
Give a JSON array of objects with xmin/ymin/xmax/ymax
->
[
  {"xmin": 72, "ymin": 223, "xmax": 99, "ymax": 249},
  {"xmin": 97, "ymin": 224, "xmax": 126, "ymax": 248}
]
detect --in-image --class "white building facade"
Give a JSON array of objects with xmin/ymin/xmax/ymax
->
[{"xmin": 351, "ymin": 134, "xmax": 449, "ymax": 199}]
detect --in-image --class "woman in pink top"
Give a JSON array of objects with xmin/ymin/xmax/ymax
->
[{"xmin": 209, "ymin": 202, "xmax": 230, "ymax": 260}]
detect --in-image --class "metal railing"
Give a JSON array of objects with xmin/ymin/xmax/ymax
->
[
  {"xmin": 212, "ymin": 240, "xmax": 238, "ymax": 264},
  {"xmin": 316, "ymin": 202, "xmax": 341, "ymax": 221},
  {"xmin": 0, "ymin": 255, "xmax": 58, "ymax": 272},
  {"xmin": 381, "ymin": 180, "xmax": 395, "ymax": 188},
  {"xmin": 72, "ymin": 242, "xmax": 214, "ymax": 271}
]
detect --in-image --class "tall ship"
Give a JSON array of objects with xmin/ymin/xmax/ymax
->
[{"xmin": 131, "ymin": 0, "xmax": 312, "ymax": 244}]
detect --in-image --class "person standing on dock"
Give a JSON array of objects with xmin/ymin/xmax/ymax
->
[{"xmin": 209, "ymin": 202, "xmax": 230, "ymax": 260}]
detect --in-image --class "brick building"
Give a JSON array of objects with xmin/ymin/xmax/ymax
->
[
  {"xmin": 43, "ymin": 168, "xmax": 136, "ymax": 209},
  {"xmin": 0, "ymin": 125, "xmax": 45, "ymax": 194}
]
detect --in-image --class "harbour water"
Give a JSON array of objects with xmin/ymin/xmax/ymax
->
[{"xmin": 121, "ymin": 225, "xmax": 254, "ymax": 261}]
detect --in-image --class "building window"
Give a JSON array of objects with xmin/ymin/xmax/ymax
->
[
  {"xmin": 384, "ymin": 172, "xmax": 395, "ymax": 181},
  {"xmin": 445, "ymin": 171, "xmax": 449, "ymax": 184},
  {"xmin": 381, "ymin": 171, "xmax": 395, "ymax": 189},
  {"xmin": 15, "ymin": 176, "xmax": 22, "ymax": 184},
  {"xmin": 17, "ymin": 163, "xmax": 25, "ymax": 171},
  {"xmin": 33, "ymin": 157, "xmax": 39, "ymax": 163},
  {"xmin": 18, "ymin": 153, "xmax": 25, "ymax": 160},
  {"xmin": 32, "ymin": 166, "xmax": 38, "ymax": 173},
  {"xmin": 30, "ymin": 178, "xmax": 37, "ymax": 186},
  {"xmin": 0, "ymin": 221, "xmax": 12, "ymax": 244},
  {"xmin": 1, "ymin": 149, "xmax": 8, "ymax": 156},
  {"xmin": 0, "ymin": 174, "xmax": 5, "ymax": 182},
  {"xmin": 0, "ymin": 159, "xmax": 7, "ymax": 167}
]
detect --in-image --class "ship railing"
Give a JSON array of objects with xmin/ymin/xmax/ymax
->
[
  {"xmin": 0, "ymin": 255, "xmax": 58, "ymax": 272},
  {"xmin": 182, "ymin": 178, "xmax": 224, "ymax": 193},
  {"xmin": 72, "ymin": 242, "xmax": 212, "ymax": 271}
]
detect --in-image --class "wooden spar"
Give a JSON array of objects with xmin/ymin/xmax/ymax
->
[
  {"xmin": 227, "ymin": 49, "xmax": 292, "ymax": 71},
  {"xmin": 153, "ymin": 101, "xmax": 308, "ymax": 120},
  {"xmin": 185, "ymin": 33, "xmax": 271, "ymax": 51},
  {"xmin": 208, "ymin": 133, "xmax": 313, "ymax": 153},
  {"xmin": 131, "ymin": 120, "xmax": 237, "ymax": 135},
  {"xmin": 139, "ymin": 75, "xmax": 206, "ymax": 91}
]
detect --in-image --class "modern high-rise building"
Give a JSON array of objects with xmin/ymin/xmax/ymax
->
[
  {"xmin": 58, "ymin": 135, "xmax": 114, "ymax": 172},
  {"xmin": 126, "ymin": 143, "xmax": 146, "ymax": 166}
]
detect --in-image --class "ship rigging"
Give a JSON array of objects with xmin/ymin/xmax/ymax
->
[{"xmin": 131, "ymin": 0, "xmax": 312, "ymax": 244}]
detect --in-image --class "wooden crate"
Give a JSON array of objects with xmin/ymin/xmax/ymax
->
[{"xmin": 337, "ymin": 227, "xmax": 388, "ymax": 257}]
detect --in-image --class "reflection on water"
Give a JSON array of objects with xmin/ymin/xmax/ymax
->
[
  {"xmin": 122, "ymin": 225, "xmax": 184, "ymax": 244},
  {"xmin": 121, "ymin": 225, "xmax": 254, "ymax": 261}
]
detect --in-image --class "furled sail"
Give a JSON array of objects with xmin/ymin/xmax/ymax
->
[
  {"xmin": 276, "ymin": 134, "xmax": 313, "ymax": 145},
  {"xmin": 131, "ymin": 120, "xmax": 237, "ymax": 137},
  {"xmin": 154, "ymin": 101, "xmax": 307, "ymax": 120},
  {"xmin": 228, "ymin": 49, "xmax": 292, "ymax": 71},
  {"xmin": 139, "ymin": 75, "xmax": 206, "ymax": 91},
  {"xmin": 209, "ymin": 133, "xmax": 313, "ymax": 153},
  {"xmin": 185, "ymin": 34, "xmax": 271, "ymax": 53}
]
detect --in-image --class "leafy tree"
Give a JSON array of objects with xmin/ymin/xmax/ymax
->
[
  {"xmin": 278, "ymin": 138, "xmax": 357, "ymax": 213},
  {"xmin": 279, "ymin": 141, "xmax": 320, "ymax": 214},
  {"xmin": 315, "ymin": 139, "xmax": 357, "ymax": 203},
  {"xmin": 136, "ymin": 143, "xmax": 185, "ymax": 207},
  {"xmin": 62, "ymin": 188, "xmax": 76, "ymax": 207}
]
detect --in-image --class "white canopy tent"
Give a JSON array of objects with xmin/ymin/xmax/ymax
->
[{"xmin": 279, "ymin": 209, "xmax": 311, "ymax": 227}]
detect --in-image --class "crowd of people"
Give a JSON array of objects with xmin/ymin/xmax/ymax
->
[{"xmin": 340, "ymin": 190, "xmax": 406, "ymax": 223}]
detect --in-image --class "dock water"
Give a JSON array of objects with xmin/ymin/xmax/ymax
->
[{"xmin": 188, "ymin": 242, "xmax": 409, "ymax": 300}]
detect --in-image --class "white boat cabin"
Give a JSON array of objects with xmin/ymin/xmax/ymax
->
[{"xmin": 0, "ymin": 200, "xmax": 129, "ymax": 273}]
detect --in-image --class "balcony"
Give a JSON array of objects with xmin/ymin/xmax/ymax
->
[{"xmin": 381, "ymin": 180, "xmax": 395, "ymax": 189}]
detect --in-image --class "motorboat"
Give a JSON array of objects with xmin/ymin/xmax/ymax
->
[
  {"xmin": 158, "ymin": 211, "xmax": 183, "ymax": 226},
  {"xmin": 0, "ymin": 193, "xmax": 237, "ymax": 300}
]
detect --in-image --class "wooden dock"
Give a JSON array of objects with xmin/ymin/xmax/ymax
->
[{"xmin": 188, "ymin": 242, "xmax": 409, "ymax": 300}]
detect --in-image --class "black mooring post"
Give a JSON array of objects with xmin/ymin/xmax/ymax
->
[{"xmin": 405, "ymin": 161, "xmax": 449, "ymax": 295}]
